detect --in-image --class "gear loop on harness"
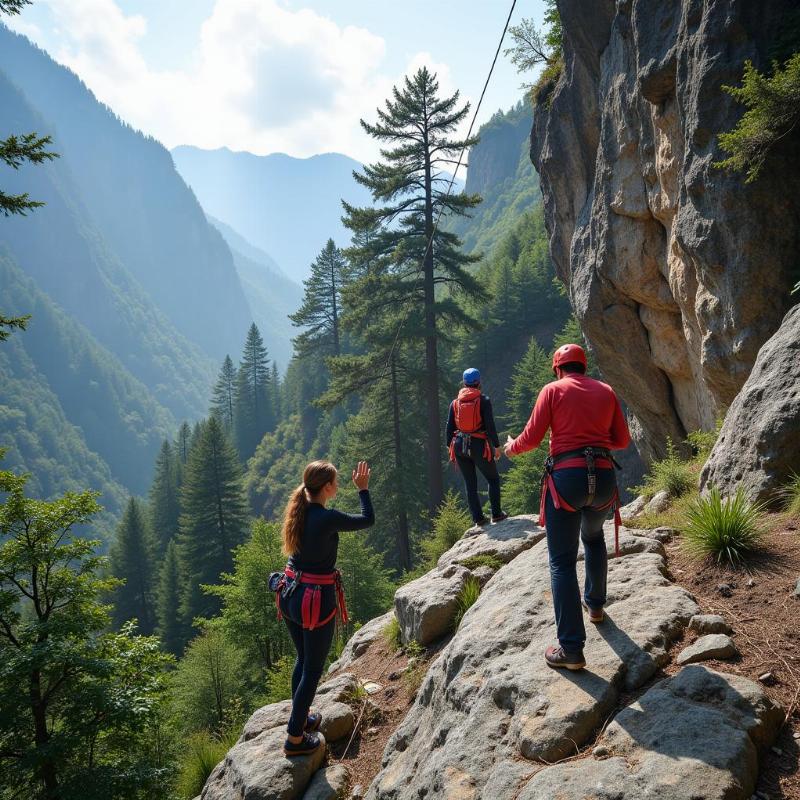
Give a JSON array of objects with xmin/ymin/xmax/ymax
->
[{"xmin": 273, "ymin": 566, "xmax": 349, "ymax": 630}]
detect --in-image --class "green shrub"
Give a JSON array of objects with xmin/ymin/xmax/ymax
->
[
  {"xmin": 176, "ymin": 729, "xmax": 238, "ymax": 799},
  {"xmin": 452, "ymin": 577, "xmax": 481, "ymax": 631},
  {"xmin": 404, "ymin": 639, "xmax": 425, "ymax": 659},
  {"xmin": 421, "ymin": 491, "xmax": 472, "ymax": 567},
  {"xmin": 683, "ymin": 487, "xmax": 766, "ymax": 566},
  {"xmin": 263, "ymin": 655, "xmax": 294, "ymax": 704},
  {"xmin": 382, "ymin": 617, "xmax": 403, "ymax": 652},
  {"xmin": 633, "ymin": 438, "xmax": 694, "ymax": 500},
  {"xmin": 686, "ymin": 420, "xmax": 722, "ymax": 461},
  {"xmin": 779, "ymin": 472, "xmax": 800, "ymax": 517}
]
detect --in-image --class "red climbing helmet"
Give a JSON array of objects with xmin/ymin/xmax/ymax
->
[{"xmin": 552, "ymin": 343, "xmax": 587, "ymax": 372}]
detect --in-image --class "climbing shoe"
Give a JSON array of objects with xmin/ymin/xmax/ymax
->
[
  {"xmin": 474, "ymin": 516, "xmax": 489, "ymax": 526},
  {"xmin": 582, "ymin": 602, "xmax": 604, "ymax": 624},
  {"xmin": 491, "ymin": 512, "xmax": 509, "ymax": 523},
  {"xmin": 544, "ymin": 645, "xmax": 586, "ymax": 671},
  {"xmin": 305, "ymin": 710, "xmax": 322, "ymax": 732},
  {"xmin": 283, "ymin": 732, "xmax": 322, "ymax": 757}
]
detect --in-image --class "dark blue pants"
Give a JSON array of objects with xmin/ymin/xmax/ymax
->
[
  {"xmin": 454, "ymin": 435, "xmax": 501, "ymax": 522},
  {"xmin": 545, "ymin": 467, "xmax": 616, "ymax": 656},
  {"xmin": 280, "ymin": 586, "xmax": 336, "ymax": 737}
]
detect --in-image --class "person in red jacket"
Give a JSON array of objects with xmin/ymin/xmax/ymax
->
[{"xmin": 504, "ymin": 343, "xmax": 630, "ymax": 670}]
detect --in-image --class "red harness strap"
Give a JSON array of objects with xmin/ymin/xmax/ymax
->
[
  {"xmin": 539, "ymin": 471, "xmax": 622, "ymax": 557},
  {"xmin": 276, "ymin": 567, "xmax": 349, "ymax": 630}
]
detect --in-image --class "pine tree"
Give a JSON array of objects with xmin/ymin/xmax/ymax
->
[
  {"xmin": 269, "ymin": 361, "xmax": 281, "ymax": 425},
  {"xmin": 155, "ymin": 538, "xmax": 184, "ymax": 656},
  {"xmin": 234, "ymin": 323, "xmax": 272, "ymax": 459},
  {"xmin": 149, "ymin": 439, "xmax": 180, "ymax": 556},
  {"xmin": 109, "ymin": 497, "xmax": 156, "ymax": 635},
  {"xmin": 175, "ymin": 421, "xmax": 192, "ymax": 465},
  {"xmin": 344, "ymin": 66, "xmax": 487, "ymax": 518},
  {"xmin": 289, "ymin": 238, "xmax": 347, "ymax": 359},
  {"xmin": 210, "ymin": 354, "xmax": 237, "ymax": 433},
  {"xmin": 177, "ymin": 416, "xmax": 250, "ymax": 626}
]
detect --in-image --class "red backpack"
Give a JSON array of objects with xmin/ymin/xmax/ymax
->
[{"xmin": 454, "ymin": 387, "xmax": 483, "ymax": 433}]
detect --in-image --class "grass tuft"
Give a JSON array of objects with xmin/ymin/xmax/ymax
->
[
  {"xmin": 633, "ymin": 438, "xmax": 695, "ymax": 500},
  {"xmin": 778, "ymin": 471, "xmax": 800, "ymax": 517},
  {"xmin": 458, "ymin": 554, "xmax": 505, "ymax": 572},
  {"xmin": 683, "ymin": 486, "xmax": 766, "ymax": 567},
  {"xmin": 176, "ymin": 729, "xmax": 238, "ymax": 799},
  {"xmin": 452, "ymin": 577, "xmax": 481, "ymax": 631},
  {"xmin": 382, "ymin": 617, "xmax": 402, "ymax": 652}
]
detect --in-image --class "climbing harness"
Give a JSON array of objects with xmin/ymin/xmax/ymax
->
[
  {"xmin": 538, "ymin": 447, "xmax": 623, "ymax": 556},
  {"xmin": 271, "ymin": 567, "xmax": 349, "ymax": 630}
]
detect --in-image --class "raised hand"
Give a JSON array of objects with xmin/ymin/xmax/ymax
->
[
  {"xmin": 352, "ymin": 460, "xmax": 371, "ymax": 490},
  {"xmin": 503, "ymin": 434, "xmax": 515, "ymax": 458}
]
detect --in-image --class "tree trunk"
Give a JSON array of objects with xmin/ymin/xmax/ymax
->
[
  {"xmin": 422, "ymin": 121, "xmax": 443, "ymax": 519},
  {"xmin": 31, "ymin": 671, "xmax": 60, "ymax": 799},
  {"xmin": 390, "ymin": 356, "xmax": 412, "ymax": 571}
]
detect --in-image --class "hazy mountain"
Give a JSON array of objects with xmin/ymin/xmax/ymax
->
[
  {"xmin": 170, "ymin": 146, "xmax": 374, "ymax": 282},
  {"xmin": 208, "ymin": 216, "xmax": 302, "ymax": 369},
  {"xmin": 0, "ymin": 25, "xmax": 252, "ymax": 362}
]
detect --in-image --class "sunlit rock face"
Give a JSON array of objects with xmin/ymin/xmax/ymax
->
[{"xmin": 530, "ymin": 0, "xmax": 799, "ymax": 461}]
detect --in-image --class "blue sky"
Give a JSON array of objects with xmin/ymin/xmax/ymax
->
[{"xmin": 9, "ymin": 0, "xmax": 547, "ymax": 162}]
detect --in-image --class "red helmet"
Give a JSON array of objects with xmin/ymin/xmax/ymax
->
[{"xmin": 552, "ymin": 343, "xmax": 587, "ymax": 372}]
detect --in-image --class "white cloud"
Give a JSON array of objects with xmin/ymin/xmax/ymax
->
[{"xmin": 9, "ymin": 0, "xmax": 474, "ymax": 163}]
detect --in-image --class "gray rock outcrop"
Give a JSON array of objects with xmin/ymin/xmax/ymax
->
[
  {"xmin": 689, "ymin": 613, "xmax": 732, "ymax": 635},
  {"xmin": 701, "ymin": 303, "xmax": 800, "ymax": 502},
  {"xmin": 518, "ymin": 667, "xmax": 784, "ymax": 800},
  {"xmin": 328, "ymin": 611, "xmax": 395, "ymax": 674},
  {"xmin": 530, "ymin": 0, "xmax": 800, "ymax": 461},
  {"xmin": 677, "ymin": 633, "xmax": 738, "ymax": 665},
  {"xmin": 367, "ymin": 535, "xmax": 699, "ymax": 798}
]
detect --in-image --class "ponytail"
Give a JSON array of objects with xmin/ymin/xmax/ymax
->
[{"xmin": 281, "ymin": 460, "xmax": 338, "ymax": 557}]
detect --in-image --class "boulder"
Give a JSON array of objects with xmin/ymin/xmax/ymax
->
[
  {"xmin": 517, "ymin": 667, "xmax": 784, "ymax": 800},
  {"xmin": 241, "ymin": 673, "xmax": 358, "ymax": 745},
  {"xmin": 701, "ymin": 304, "xmax": 800, "ymax": 503},
  {"xmin": 620, "ymin": 494, "xmax": 647, "ymax": 522},
  {"xmin": 689, "ymin": 614, "xmax": 732, "ymax": 635},
  {"xmin": 644, "ymin": 490, "xmax": 671, "ymax": 514},
  {"xmin": 201, "ymin": 728, "xmax": 326, "ymax": 800},
  {"xmin": 677, "ymin": 634, "xmax": 738, "ymax": 665},
  {"xmin": 366, "ymin": 537, "xmax": 698, "ymax": 798},
  {"xmin": 436, "ymin": 515, "xmax": 545, "ymax": 570},
  {"xmin": 303, "ymin": 764, "xmax": 350, "ymax": 800},
  {"xmin": 328, "ymin": 611, "xmax": 395, "ymax": 673},
  {"xmin": 394, "ymin": 563, "xmax": 472, "ymax": 646}
]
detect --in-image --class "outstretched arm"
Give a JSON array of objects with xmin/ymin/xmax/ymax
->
[
  {"xmin": 504, "ymin": 386, "xmax": 552, "ymax": 457},
  {"xmin": 326, "ymin": 461, "xmax": 375, "ymax": 531}
]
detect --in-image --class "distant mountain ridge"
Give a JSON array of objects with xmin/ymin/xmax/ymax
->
[{"xmin": 171, "ymin": 145, "xmax": 374, "ymax": 282}]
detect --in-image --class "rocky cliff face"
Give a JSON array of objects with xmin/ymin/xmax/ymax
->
[{"xmin": 530, "ymin": 0, "xmax": 800, "ymax": 461}]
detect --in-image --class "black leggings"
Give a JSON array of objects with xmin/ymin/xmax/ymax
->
[
  {"xmin": 454, "ymin": 435, "xmax": 501, "ymax": 521},
  {"xmin": 280, "ymin": 586, "xmax": 336, "ymax": 737}
]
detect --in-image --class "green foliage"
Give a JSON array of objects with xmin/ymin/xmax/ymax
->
[
  {"xmin": 210, "ymin": 355, "xmax": 237, "ymax": 435},
  {"xmin": 778, "ymin": 472, "xmax": 800, "ymax": 517},
  {"xmin": 234, "ymin": 324, "xmax": 274, "ymax": 460},
  {"xmin": 203, "ymin": 519, "xmax": 291, "ymax": 673},
  {"xmin": 452, "ymin": 576, "xmax": 481, "ymax": 631},
  {"xmin": 0, "ymin": 132, "xmax": 57, "ymax": 216},
  {"xmin": 382, "ymin": 617, "xmax": 403, "ymax": 652},
  {"xmin": 633, "ymin": 438, "xmax": 694, "ymax": 500},
  {"xmin": 262, "ymin": 655, "xmax": 294, "ymax": 705},
  {"xmin": 169, "ymin": 624, "xmax": 250, "ymax": 737},
  {"xmin": 716, "ymin": 53, "xmax": 800, "ymax": 183},
  {"xmin": 683, "ymin": 487, "xmax": 766, "ymax": 567},
  {"xmin": 503, "ymin": 447, "xmax": 548, "ymax": 516},
  {"xmin": 0, "ymin": 1, "xmax": 32, "ymax": 14},
  {"xmin": 177, "ymin": 416, "xmax": 250, "ymax": 629},
  {"xmin": 0, "ymin": 468, "xmax": 173, "ymax": 799},
  {"xmin": 0, "ymin": 312, "xmax": 29, "ymax": 342},
  {"xmin": 176, "ymin": 729, "xmax": 238, "ymax": 800},
  {"xmin": 458, "ymin": 554, "xmax": 504, "ymax": 571},
  {"xmin": 685, "ymin": 419, "xmax": 722, "ymax": 461},
  {"xmin": 290, "ymin": 238, "xmax": 347, "ymax": 359},
  {"xmin": 156, "ymin": 539, "xmax": 185, "ymax": 657},
  {"xmin": 421, "ymin": 491, "xmax": 472, "ymax": 567},
  {"xmin": 149, "ymin": 439, "xmax": 181, "ymax": 556},
  {"xmin": 504, "ymin": 337, "xmax": 553, "ymax": 431},
  {"xmin": 109, "ymin": 496, "xmax": 156, "ymax": 634}
]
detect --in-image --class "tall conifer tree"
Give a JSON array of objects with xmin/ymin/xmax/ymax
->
[
  {"xmin": 148, "ymin": 439, "xmax": 180, "ymax": 556},
  {"xmin": 289, "ymin": 238, "xmax": 347, "ymax": 359},
  {"xmin": 211, "ymin": 354, "xmax": 237, "ymax": 433},
  {"xmin": 109, "ymin": 497, "xmax": 156, "ymax": 634},
  {"xmin": 177, "ymin": 416, "xmax": 249, "ymax": 626},
  {"xmin": 155, "ymin": 538, "xmax": 184, "ymax": 656},
  {"xmin": 343, "ymin": 66, "xmax": 487, "ymax": 517},
  {"xmin": 234, "ymin": 323, "xmax": 272, "ymax": 459}
]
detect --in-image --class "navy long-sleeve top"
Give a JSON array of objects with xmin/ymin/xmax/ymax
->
[
  {"xmin": 445, "ymin": 395, "xmax": 500, "ymax": 448},
  {"xmin": 287, "ymin": 490, "xmax": 375, "ymax": 574}
]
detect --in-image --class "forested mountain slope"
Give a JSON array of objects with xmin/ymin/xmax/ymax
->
[{"xmin": 0, "ymin": 25, "xmax": 251, "ymax": 362}]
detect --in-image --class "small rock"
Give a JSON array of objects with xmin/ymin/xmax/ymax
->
[
  {"xmin": 794, "ymin": 577, "xmax": 800, "ymax": 597},
  {"xmin": 676, "ymin": 634, "xmax": 738, "ymax": 665},
  {"xmin": 619, "ymin": 494, "xmax": 646, "ymax": 521},
  {"xmin": 793, "ymin": 731, "xmax": 800, "ymax": 740},
  {"xmin": 362, "ymin": 681, "xmax": 382, "ymax": 695},
  {"xmin": 387, "ymin": 670, "xmax": 401, "ymax": 681},
  {"xmin": 717, "ymin": 583, "xmax": 733, "ymax": 597},
  {"xmin": 644, "ymin": 490, "xmax": 670, "ymax": 514},
  {"xmin": 689, "ymin": 614, "xmax": 733, "ymax": 635},
  {"xmin": 593, "ymin": 745, "xmax": 609, "ymax": 757},
  {"xmin": 758, "ymin": 672, "xmax": 775, "ymax": 685},
  {"xmin": 367, "ymin": 726, "xmax": 379, "ymax": 736},
  {"xmin": 747, "ymin": 578, "xmax": 755, "ymax": 588},
  {"xmin": 351, "ymin": 784, "xmax": 364, "ymax": 799},
  {"xmin": 304, "ymin": 763, "xmax": 350, "ymax": 800}
]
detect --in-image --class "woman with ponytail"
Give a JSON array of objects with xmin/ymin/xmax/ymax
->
[{"xmin": 278, "ymin": 460, "xmax": 373, "ymax": 756}]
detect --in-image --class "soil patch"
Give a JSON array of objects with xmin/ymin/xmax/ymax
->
[{"xmin": 665, "ymin": 513, "xmax": 800, "ymax": 799}]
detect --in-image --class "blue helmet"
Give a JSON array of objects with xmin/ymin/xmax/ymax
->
[{"xmin": 462, "ymin": 367, "xmax": 481, "ymax": 386}]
